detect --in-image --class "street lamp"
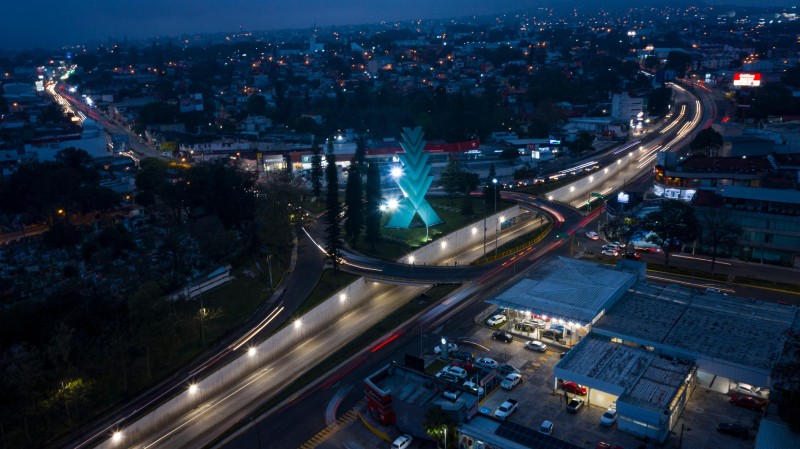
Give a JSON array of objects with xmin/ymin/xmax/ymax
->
[
  {"xmin": 484, "ymin": 178, "xmax": 499, "ymax": 258},
  {"xmin": 492, "ymin": 178, "xmax": 498, "ymax": 213},
  {"xmin": 495, "ymin": 217, "xmax": 500, "ymax": 256},
  {"xmin": 556, "ymin": 233, "xmax": 575, "ymax": 257}
]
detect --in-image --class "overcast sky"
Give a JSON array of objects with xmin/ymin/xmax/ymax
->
[{"xmin": 0, "ymin": 0, "xmax": 536, "ymax": 51}]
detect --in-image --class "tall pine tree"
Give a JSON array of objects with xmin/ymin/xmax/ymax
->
[
  {"xmin": 325, "ymin": 138, "xmax": 342, "ymax": 271},
  {"xmin": 343, "ymin": 137, "xmax": 365, "ymax": 245},
  {"xmin": 364, "ymin": 162, "xmax": 382, "ymax": 250},
  {"xmin": 310, "ymin": 135, "xmax": 323, "ymax": 204}
]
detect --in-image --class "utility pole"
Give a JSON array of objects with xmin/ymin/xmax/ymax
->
[{"xmin": 493, "ymin": 178, "xmax": 498, "ymax": 256}]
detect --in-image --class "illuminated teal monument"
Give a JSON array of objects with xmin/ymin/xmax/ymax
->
[{"xmin": 386, "ymin": 127, "xmax": 443, "ymax": 228}]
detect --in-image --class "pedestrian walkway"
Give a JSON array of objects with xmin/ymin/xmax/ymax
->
[{"xmin": 297, "ymin": 409, "xmax": 359, "ymax": 449}]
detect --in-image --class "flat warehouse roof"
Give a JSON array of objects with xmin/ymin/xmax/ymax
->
[
  {"xmin": 488, "ymin": 257, "xmax": 637, "ymax": 325},
  {"xmin": 557, "ymin": 334, "xmax": 655, "ymax": 391},
  {"xmin": 557, "ymin": 335, "xmax": 694, "ymax": 413},
  {"xmin": 594, "ymin": 282, "xmax": 795, "ymax": 370},
  {"xmin": 620, "ymin": 356, "xmax": 694, "ymax": 413}
]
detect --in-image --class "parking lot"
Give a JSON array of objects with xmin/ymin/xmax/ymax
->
[{"xmin": 438, "ymin": 324, "xmax": 758, "ymax": 449}]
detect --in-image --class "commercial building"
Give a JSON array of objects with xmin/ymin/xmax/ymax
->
[
  {"xmin": 484, "ymin": 257, "xmax": 797, "ymax": 443},
  {"xmin": 653, "ymin": 153, "xmax": 800, "ymax": 266},
  {"xmin": 364, "ymin": 363, "xmax": 479, "ymax": 439},
  {"xmin": 611, "ymin": 91, "xmax": 646, "ymax": 123},
  {"xmin": 23, "ymin": 118, "xmax": 109, "ymax": 161},
  {"xmin": 555, "ymin": 335, "xmax": 695, "ymax": 442},
  {"xmin": 457, "ymin": 415, "xmax": 584, "ymax": 449},
  {"xmin": 486, "ymin": 257, "xmax": 642, "ymax": 346}
]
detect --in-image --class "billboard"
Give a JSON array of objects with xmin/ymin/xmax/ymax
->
[
  {"xmin": 733, "ymin": 73, "xmax": 761, "ymax": 87},
  {"xmin": 179, "ymin": 93, "xmax": 204, "ymax": 112}
]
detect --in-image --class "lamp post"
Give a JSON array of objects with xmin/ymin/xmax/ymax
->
[
  {"xmin": 492, "ymin": 178, "xmax": 498, "ymax": 213},
  {"xmin": 556, "ymin": 233, "xmax": 574, "ymax": 257},
  {"xmin": 484, "ymin": 178, "xmax": 498, "ymax": 258},
  {"xmin": 495, "ymin": 216, "xmax": 503, "ymax": 256}
]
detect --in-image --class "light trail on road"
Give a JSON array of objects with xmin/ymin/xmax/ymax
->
[
  {"xmin": 646, "ymin": 275, "xmax": 735, "ymax": 294},
  {"xmin": 141, "ymin": 368, "xmax": 274, "ymax": 449}
]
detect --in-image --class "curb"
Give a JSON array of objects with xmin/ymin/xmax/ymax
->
[{"xmin": 356, "ymin": 412, "xmax": 392, "ymax": 442}]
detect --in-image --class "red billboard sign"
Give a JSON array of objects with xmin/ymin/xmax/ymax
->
[{"xmin": 733, "ymin": 73, "xmax": 761, "ymax": 87}]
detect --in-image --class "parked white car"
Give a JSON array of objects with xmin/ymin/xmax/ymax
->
[
  {"xmin": 600, "ymin": 405, "xmax": 617, "ymax": 426},
  {"xmin": 525, "ymin": 340, "xmax": 547, "ymax": 352},
  {"xmin": 487, "ymin": 314, "xmax": 507, "ymax": 326},
  {"xmin": 391, "ymin": 434, "xmax": 413, "ymax": 449},
  {"xmin": 501, "ymin": 373, "xmax": 522, "ymax": 390},
  {"xmin": 735, "ymin": 383, "xmax": 762, "ymax": 396},
  {"xmin": 494, "ymin": 399, "xmax": 518, "ymax": 420},
  {"xmin": 475, "ymin": 357, "xmax": 498, "ymax": 370},
  {"xmin": 433, "ymin": 342, "xmax": 458, "ymax": 354},
  {"xmin": 538, "ymin": 420, "xmax": 553, "ymax": 435},
  {"xmin": 441, "ymin": 365, "xmax": 468, "ymax": 379}
]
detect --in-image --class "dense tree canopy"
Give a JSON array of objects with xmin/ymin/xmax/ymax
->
[
  {"xmin": 643, "ymin": 199, "xmax": 699, "ymax": 266},
  {"xmin": 690, "ymin": 128, "xmax": 724, "ymax": 157},
  {"xmin": 0, "ymin": 148, "xmax": 118, "ymax": 222}
]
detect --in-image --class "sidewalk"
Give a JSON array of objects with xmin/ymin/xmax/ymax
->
[{"xmin": 638, "ymin": 250, "xmax": 800, "ymax": 288}]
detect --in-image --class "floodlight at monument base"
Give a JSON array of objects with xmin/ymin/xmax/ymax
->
[{"xmin": 385, "ymin": 126, "xmax": 443, "ymax": 229}]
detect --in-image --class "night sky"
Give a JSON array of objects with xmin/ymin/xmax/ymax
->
[{"xmin": 0, "ymin": 0, "xmax": 535, "ymax": 51}]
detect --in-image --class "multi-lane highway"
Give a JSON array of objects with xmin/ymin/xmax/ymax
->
[
  {"xmin": 216, "ymin": 200, "xmax": 591, "ymax": 449},
  {"xmin": 47, "ymin": 82, "xmax": 167, "ymax": 162}
]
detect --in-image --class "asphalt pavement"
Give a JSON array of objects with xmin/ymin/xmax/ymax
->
[{"xmin": 576, "ymin": 236, "xmax": 800, "ymax": 305}]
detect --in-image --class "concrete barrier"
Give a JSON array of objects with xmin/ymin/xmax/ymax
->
[
  {"xmin": 95, "ymin": 205, "xmax": 525, "ymax": 449},
  {"xmin": 547, "ymin": 149, "xmax": 642, "ymax": 205},
  {"xmin": 398, "ymin": 206, "xmax": 524, "ymax": 265}
]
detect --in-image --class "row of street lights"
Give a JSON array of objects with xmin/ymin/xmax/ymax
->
[{"xmin": 381, "ymin": 170, "xmax": 506, "ymax": 258}]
